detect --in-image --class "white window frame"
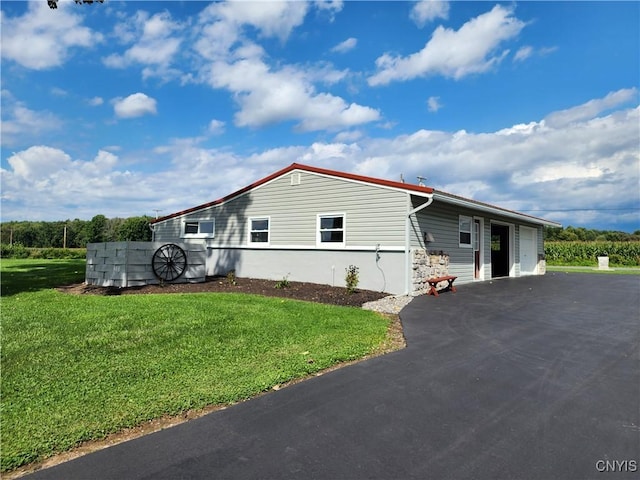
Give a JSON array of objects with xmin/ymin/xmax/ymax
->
[
  {"xmin": 248, "ymin": 217, "xmax": 270, "ymax": 246},
  {"xmin": 182, "ymin": 218, "xmax": 215, "ymax": 239},
  {"xmin": 459, "ymin": 215, "xmax": 472, "ymax": 248},
  {"xmin": 317, "ymin": 213, "xmax": 346, "ymax": 248}
]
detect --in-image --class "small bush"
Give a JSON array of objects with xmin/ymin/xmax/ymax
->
[
  {"xmin": 226, "ymin": 270, "xmax": 237, "ymax": 286},
  {"xmin": 275, "ymin": 275, "xmax": 290, "ymax": 289},
  {"xmin": 345, "ymin": 265, "xmax": 359, "ymax": 294}
]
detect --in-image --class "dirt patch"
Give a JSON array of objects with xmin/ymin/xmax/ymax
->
[
  {"xmin": 58, "ymin": 275, "xmax": 390, "ymax": 307},
  {"xmin": 10, "ymin": 279, "xmax": 406, "ymax": 478}
]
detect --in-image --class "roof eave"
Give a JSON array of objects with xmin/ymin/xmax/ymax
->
[{"xmin": 433, "ymin": 191, "xmax": 562, "ymax": 228}]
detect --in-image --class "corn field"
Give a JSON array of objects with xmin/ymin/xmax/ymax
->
[{"xmin": 544, "ymin": 241, "xmax": 640, "ymax": 266}]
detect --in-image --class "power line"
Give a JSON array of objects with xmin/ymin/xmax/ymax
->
[{"xmin": 520, "ymin": 207, "xmax": 640, "ymax": 213}]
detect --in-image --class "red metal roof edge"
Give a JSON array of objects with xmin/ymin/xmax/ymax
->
[{"xmin": 151, "ymin": 163, "xmax": 434, "ymax": 224}]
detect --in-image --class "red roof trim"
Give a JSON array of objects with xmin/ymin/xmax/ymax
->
[{"xmin": 151, "ymin": 163, "xmax": 433, "ymax": 224}]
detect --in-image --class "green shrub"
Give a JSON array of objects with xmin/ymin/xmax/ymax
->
[
  {"xmin": 1, "ymin": 244, "xmax": 30, "ymax": 259},
  {"xmin": 345, "ymin": 265, "xmax": 359, "ymax": 294},
  {"xmin": 275, "ymin": 275, "xmax": 290, "ymax": 289},
  {"xmin": 0, "ymin": 245, "xmax": 86, "ymax": 260}
]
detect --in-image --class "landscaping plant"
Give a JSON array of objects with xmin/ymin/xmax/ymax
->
[{"xmin": 345, "ymin": 265, "xmax": 359, "ymax": 294}]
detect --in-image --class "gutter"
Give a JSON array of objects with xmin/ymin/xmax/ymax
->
[{"xmin": 405, "ymin": 194, "xmax": 434, "ymax": 295}]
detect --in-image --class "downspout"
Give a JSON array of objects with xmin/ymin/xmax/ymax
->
[{"xmin": 405, "ymin": 194, "xmax": 434, "ymax": 295}]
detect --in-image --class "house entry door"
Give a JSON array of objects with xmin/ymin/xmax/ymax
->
[{"xmin": 491, "ymin": 224, "xmax": 510, "ymax": 278}]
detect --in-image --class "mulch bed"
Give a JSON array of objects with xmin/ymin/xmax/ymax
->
[{"xmin": 59, "ymin": 276, "xmax": 390, "ymax": 308}]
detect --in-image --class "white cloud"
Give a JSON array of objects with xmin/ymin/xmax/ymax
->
[
  {"xmin": 427, "ymin": 96, "xmax": 442, "ymax": 112},
  {"xmin": 208, "ymin": 119, "xmax": 226, "ymax": 135},
  {"xmin": 102, "ymin": 10, "xmax": 183, "ymax": 80},
  {"xmin": 113, "ymin": 93, "xmax": 157, "ymax": 119},
  {"xmin": 314, "ymin": 0, "xmax": 344, "ymax": 21},
  {"xmin": 331, "ymin": 37, "xmax": 357, "ymax": 54},
  {"xmin": 197, "ymin": 0, "xmax": 308, "ymax": 56},
  {"xmin": 0, "ymin": 1, "xmax": 102, "ymax": 70},
  {"xmin": 334, "ymin": 130, "xmax": 364, "ymax": 143},
  {"xmin": 192, "ymin": 1, "xmax": 370, "ymax": 132},
  {"xmin": 2, "ymin": 92, "xmax": 637, "ymax": 230},
  {"xmin": 369, "ymin": 4, "xmax": 525, "ymax": 85},
  {"xmin": 0, "ymin": 95, "xmax": 62, "ymax": 147},
  {"xmin": 544, "ymin": 87, "xmax": 638, "ymax": 128},
  {"xmin": 514, "ymin": 45, "xmax": 533, "ymax": 62},
  {"xmin": 204, "ymin": 52, "xmax": 379, "ymax": 132},
  {"xmin": 410, "ymin": 1, "xmax": 450, "ymax": 27},
  {"xmin": 87, "ymin": 96, "xmax": 104, "ymax": 107}
]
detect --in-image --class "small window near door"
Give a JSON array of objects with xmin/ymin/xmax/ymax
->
[
  {"xmin": 459, "ymin": 215, "xmax": 472, "ymax": 248},
  {"xmin": 249, "ymin": 218, "xmax": 269, "ymax": 244}
]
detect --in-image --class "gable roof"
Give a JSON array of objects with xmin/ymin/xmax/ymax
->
[
  {"xmin": 151, "ymin": 162, "xmax": 560, "ymax": 228},
  {"xmin": 151, "ymin": 163, "xmax": 434, "ymax": 224}
]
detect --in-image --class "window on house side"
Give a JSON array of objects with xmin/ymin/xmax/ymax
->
[
  {"xmin": 319, "ymin": 215, "xmax": 344, "ymax": 244},
  {"xmin": 183, "ymin": 220, "xmax": 215, "ymax": 238},
  {"xmin": 249, "ymin": 218, "xmax": 269, "ymax": 243},
  {"xmin": 459, "ymin": 215, "xmax": 472, "ymax": 247}
]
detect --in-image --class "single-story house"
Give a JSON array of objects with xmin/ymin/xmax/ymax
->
[{"xmin": 150, "ymin": 163, "xmax": 561, "ymax": 295}]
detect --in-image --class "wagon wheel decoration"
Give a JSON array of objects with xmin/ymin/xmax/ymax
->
[{"xmin": 152, "ymin": 244, "xmax": 187, "ymax": 282}]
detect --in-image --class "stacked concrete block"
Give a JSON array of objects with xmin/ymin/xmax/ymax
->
[
  {"xmin": 411, "ymin": 248, "xmax": 450, "ymax": 295},
  {"xmin": 85, "ymin": 241, "xmax": 206, "ymax": 288}
]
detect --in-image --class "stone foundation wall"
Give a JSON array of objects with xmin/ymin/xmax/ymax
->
[
  {"xmin": 411, "ymin": 248, "xmax": 450, "ymax": 295},
  {"xmin": 538, "ymin": 254, "xmax": 546, "ymax": 275}
]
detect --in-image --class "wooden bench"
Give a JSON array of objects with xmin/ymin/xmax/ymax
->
[{"xmin": 426, "ymin": 275, "xmax": 457, "ymax": 296}]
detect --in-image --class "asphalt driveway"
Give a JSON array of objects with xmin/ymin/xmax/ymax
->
[{"xmin": 28, "ymin": 273, "xmax": 639, "ymax": 480}]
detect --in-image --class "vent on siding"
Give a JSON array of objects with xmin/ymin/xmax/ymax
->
[{"xmin": 291, "ymin": 173, "xmax": 301, "ymax": 185}]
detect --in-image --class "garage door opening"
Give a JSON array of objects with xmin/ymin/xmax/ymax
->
[{"xmin": 491, "ymin": 224, "xmax": 510, "ymax": 278}]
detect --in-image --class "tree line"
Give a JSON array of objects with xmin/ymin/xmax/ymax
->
[
  {"xmin": 0, "ymin": 215, "xmax": 152, "ymax": 248},
  {"xmin": 544, "ymin": 226, "xmax": 640, "ymax": 242},
  {"xmin": 2, "ymin": 219, "xmax": 638, "ymax": 249}
]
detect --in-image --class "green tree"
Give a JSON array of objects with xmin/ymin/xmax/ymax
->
[
  {"xmin": 85, "ymin": 215, "xmax": 107, "ymax": 244},
  {"xmin": 118, "ymin": 216, "xmax": 152, "ymax": 241},
  {"xmin": 104, "ymin": 217, "xmax": 126, "ymax": 242}
]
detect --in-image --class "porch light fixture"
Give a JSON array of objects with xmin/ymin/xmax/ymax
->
[{"xmin": 424, "ymin": 232, "xmax": 435, "ymax": 243}]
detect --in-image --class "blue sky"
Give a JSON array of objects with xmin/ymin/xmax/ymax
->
[{"xmin": 1, "ymin": 1, "xmax": 639, "ymax": 231}]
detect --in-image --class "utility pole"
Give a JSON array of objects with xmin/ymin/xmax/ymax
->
[{"xmin": 63, "ymin": 225, "xmax": 67, "ymax": 249}]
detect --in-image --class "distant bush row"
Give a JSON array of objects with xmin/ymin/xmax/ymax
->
[
  {"xmin": 0, "ymin": 244, "xmax": 87, "ymax": 259},
  {"xmin": 544, "ymin": 241, "xmax": 640, "ymax": 267}
]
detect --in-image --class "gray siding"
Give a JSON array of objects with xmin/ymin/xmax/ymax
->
[
  {"xmin": 411, "ymin": 200, "xmax": 547, "ymax": 285},
  {"xmin": 410, "ymin": 201, "xmax": 476, "ymax": 284},
  {"xmin": 155, "ymin": 171, "xmax": 409, "ymax": 248}
]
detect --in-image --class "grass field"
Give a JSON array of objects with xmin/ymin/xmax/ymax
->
[
  {"xmin": 546, "ymin": 265, "xmax": 640, "ymax": 275},
  {"xmin": 0, "ymin": 259, "xmax": 390, "ymax": 472}
]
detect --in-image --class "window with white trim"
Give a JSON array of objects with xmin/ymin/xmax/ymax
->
[
  {"xmin": 249, "ymin": 217, "xmax": 270, "ymax": 244},
  {"xmin": 318, "ymin": 214, "xmax": 345, "ymax": 245},
  {"xmin": 459, "ymin": 215, "xmax": 472, "ymax": 247},
  {"xmin": 182, "ymin": 219, "xmax": 215, "ymax": 238}
]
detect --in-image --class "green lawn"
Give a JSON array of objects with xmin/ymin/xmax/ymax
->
[
  {"xmin": 546, "ymin": 265, "xmax": 640, "ymax": 275},
  {"xmin": 1, "ymin": 259, "xmax": 390, "ymax": 472}
]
